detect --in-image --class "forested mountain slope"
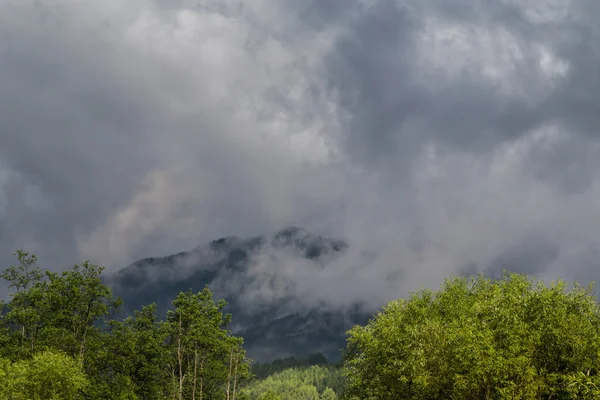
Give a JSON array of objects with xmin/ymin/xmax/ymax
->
[{"xmin": 106, "ymin": 227, "xmax": 370, "ymax": 361}]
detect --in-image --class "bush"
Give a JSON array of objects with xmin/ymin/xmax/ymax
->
[{"xmin": 0, "ymin": 350, "xmax": 88, "ymax": 400}]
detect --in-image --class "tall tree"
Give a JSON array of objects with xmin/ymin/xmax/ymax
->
[
  {"xmin": 98, "ymin": 303, "xmax": 174, "ymax": 399},
  {"xmin": 166, "ymin": 287, "xmax": 251, "ymax": 400},
  {"xmin": 1, "ymin": 251, "xmax": 256, "ymax": 399},
  {"xmin": 42, "ymin": 261, "xmax": 122, "ymax": 363},
  {"xmin": 226, "ymin": 337, "xmax": 252, "ymax": 400},
  {"xmin": 0, "ymin": 250, "xmax": 43, "ymax": 293},
  {"xmin": 0, "ymin": 250, "xmax": 47, "ymax": 357}
]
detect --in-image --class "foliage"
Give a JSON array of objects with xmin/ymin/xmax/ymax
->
[
  {"xmin": 0, "ymin": 250, "xmax": 46, "ymax": 359},
  {"xmin": 0, "ymin": 350, "xmax": 89, "ymax": 400},
  {"xmin": 165, "ymin": 287, "xmax": 252, "ymax": 400},
  {"xmin": 4, "ymin": 250, "xmax": 600, "ymax": 400},
  {"xmin": 252, "ymin": 353, "xmax": 330, "ymax": 379},
  {"xmin": 0, "ymin": 250, "xmax": 252, "ymax": 400},
  {"xmin": 242, "ymin": 365, "xmax": 343, "ymax": 400},
  {"xmin": 84, "ymin": 303, "xmax": 171, "ymax": 399},
  {"xmin": 343, "ymin": 272, "xmax": 600, "ymax": 400}
]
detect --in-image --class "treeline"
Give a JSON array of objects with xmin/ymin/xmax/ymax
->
[
  {"xmin": 3, "ymin": 250, "xmax": 600, "ymax": 399},
  {"xmin": 242, "ymin": 365, "xmax": 343, "ymax": 400},
  {"xmin": 252, "ymin": 353, "xmax": 332, "ymax": 380},
  {"xmin": 0, "ymin": 251, "xmax": 250, "ymax": 399}
]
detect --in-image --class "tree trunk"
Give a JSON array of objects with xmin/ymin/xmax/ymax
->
[
  {"xmin": 79, "ymin": 325, "xmax": 88, "ymax": 364},
  {"xmin": 79, "ymin": 299, "xmax": 94, "ymax": 364},
  {"xmin": 199, "ymin": 359, "xmax": 204, "ymax": 400},
  {"xmin": 178, "ymin": 313, "xmax": 184, "ymax": 400},
  {"xmin": 226, "ymin": 347, "xmax": 234, "ymax": 400},
  {"xmin": 192, "ymin": 348, "xmax": 198, "ymax": 400},
  {"xmin": 232, "ymin": 348, "xmax": 239, "ymax": 400}
]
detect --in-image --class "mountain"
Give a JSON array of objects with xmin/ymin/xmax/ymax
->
[{"xmin": 106, "ymin": 227, "xmax": 371, "ymax": 362}]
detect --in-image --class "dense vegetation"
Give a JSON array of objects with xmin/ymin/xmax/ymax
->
[
  {"xmin": 344, "ymin": 273, "xmax": 600, "ymax": 399},
  {"xmin": 242, "ymin": 365, "xmax": 343, "ymax": 400},
  {"xmin": 109, "ymin": 228, "xmax": 359, "ymax": 363},
  {"xmin": 0, "ymin": 251, "xmax": 251, "ymax": 399},
  {"xmin": 2, "ymin": 250, "xmax": 600, "ymax": 399},
  {"xmin": 251, "ymin": 353, "xmax": 332, "ymax": 380}
]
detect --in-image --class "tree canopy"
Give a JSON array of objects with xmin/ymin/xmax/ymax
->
[
  {"xmin": 3, "ymin": 250, "xmax": 600, "ymax": 400},
  {"xmin": 241, "ymin": 365, "xmax": 343, "ymax": 400},
  {"xmin": 0, "ymin": 250, "xmax": 251, "ymax": 399},
  {"xmin": 343, "ymin": 272, "xmax": 600, "ymax": 399},
  {"xmin": 0, "ymin": 350, "xmax": 89, "ymax": 400}
]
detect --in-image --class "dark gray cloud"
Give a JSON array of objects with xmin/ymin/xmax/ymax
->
[{"xmin": 1, "ymin": 0, "xmax": 600, "ymax": 306}]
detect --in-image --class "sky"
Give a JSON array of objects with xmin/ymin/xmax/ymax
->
[{"xmin": 1, "ymin": 0, "xmax": 600, "ymax": 304}]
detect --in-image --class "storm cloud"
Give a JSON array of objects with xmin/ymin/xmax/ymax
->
[{"xmin": 2, "ymin": 0, "xmax": 600, "ymax": 305}]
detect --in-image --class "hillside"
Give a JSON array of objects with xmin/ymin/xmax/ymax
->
[{"xmin": 105, "ymin": 227, "xmax": 370, "ymax": 361}]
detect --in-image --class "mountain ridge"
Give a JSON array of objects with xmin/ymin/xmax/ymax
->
[{"xmin": 106, "ymin": 227, "xmax": 367, "ymax": 362}]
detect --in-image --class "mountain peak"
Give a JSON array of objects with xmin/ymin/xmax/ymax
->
[
  {"xmin": 107, "ymin": 227, "xmax": 356, "ymax": 361},
  {"xmin": 273, "ymin": 226, "xmax": 308, "ymax": 239},
  {"xmin": 208, "ymin": 235, "xmax": 242, "ymax": 250}
]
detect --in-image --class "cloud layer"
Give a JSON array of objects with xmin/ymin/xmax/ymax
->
[{"xmin": 2, "ymin": 0, "xmax": 600, "ymax": 304}]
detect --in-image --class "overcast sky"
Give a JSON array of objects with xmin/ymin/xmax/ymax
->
[{"xmin": 2, "ymin": 0, "xmax": 600, "ymax": 301}]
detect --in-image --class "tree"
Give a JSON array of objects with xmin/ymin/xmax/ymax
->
[
  {"xmin": 0, "ymin": 250, "xmax": 43, "ymax": 293},
  {"xmin": 320, "ymin": 387, "xmax": 336, "ymax": 400},
  {"xmin": 226, "ymin": 337, "xmax": 252, "ymax": 400},
  {"xmin": 252, "ymin": 353, "xmax": 331, "ymax": 380},
  {"xmin": 86, "ymin": 303, "xmax": 172, "ymax": 399},
  {"xmin": 1, "ymin": 251, "xmax": 255, "ymax": 399},
  {"xmin": 0, "ymin": 350, "xmax": 89, "ymax": 400},
  {"xmin": 166, "ymin": 287, "xmax": 250, "ymax": 400},
  {"xmin": 0, "ymin": 250, "xmax": 47, "ymax": 356},
  {"xmin": 115, "ymin": 303, "xmax": 173, "ymax": 398},
  {"xmin": 242, "ymin": 366, "xmax": 340, "ymax": 400},
  {"xmin": 343, "ymin": 272, "xmax": 600, "ymax": 400},
  {"xmin": 42, "ymin": 261, "xmax": 122, "ymax": 363}
]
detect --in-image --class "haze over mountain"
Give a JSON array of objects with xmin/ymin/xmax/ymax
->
[
  {"xmin": 109, "ymin": 227, "xmax": 347, "ymax": 316},
  {"xmin": 3, "ymin": 1, "xmax": 600, "ymax": 318},
  {"xmin": 107, "ymin": 227, "xmax": 368, "ymax": 361}
]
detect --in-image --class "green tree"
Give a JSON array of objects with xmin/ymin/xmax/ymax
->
[
  {"xmin": 0, "ymin": 250, "xmax": 47, "ymax": 357},
  {"xmin": 320, "ymin": 387, "xmax": 336, "ymax": 400},
  {"xmin": 166, "ymin": 287, "xmax": 251, "ymax": 400},
  {"xmin": 86, "ymin": 303, "xmax": 172, "ymax": 399},
  {"xmin": 1, "ymin": 255, "xmax": 129, "ymax": 398},
  {"xmin": 257, "ymin": 390, "xmax": 283, "ymax": 400},
  {"xmin": 252, "ymin": 353, "xmax": 330, "ymax": 380},
  {"xmin": 565, "ymin": 372, "xmax": 600, "ymax": 399},
  {"xmin": 343, "ymin": 272, "xmax": 600, "ymax": 400},
  {"xmin": 0, "ymin": 250, "xmax": 43, "ymax": 293},
  {"xmin": 242, "ymin": 366, "xmax": 340, "ymax": 400},
  {"xmin": 0, "ymin": 350, "xmax": 89, "ymax": 400},
  {"xmin": 1, "ymin": 251, "xmax": 256, "ymax": 399},
  {"xmin": 42, "ymin": 261, "xmax": 122, "ymax": 363},
  {"xmin": 226, "ymin": 336, "xmax": 253, "ymax": 400}
]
